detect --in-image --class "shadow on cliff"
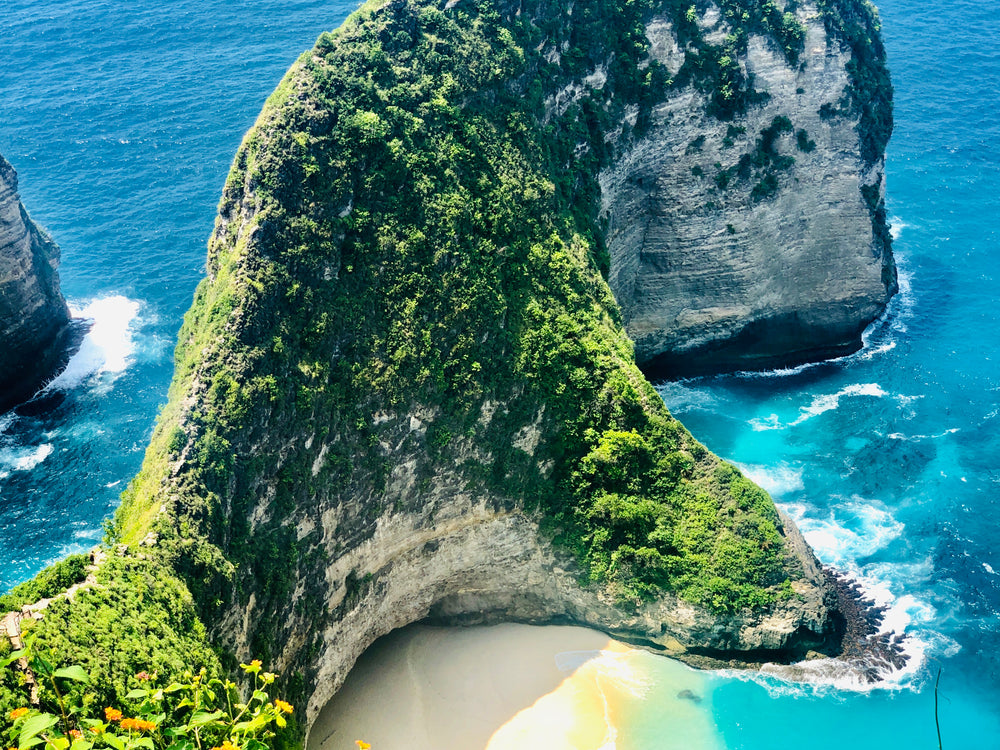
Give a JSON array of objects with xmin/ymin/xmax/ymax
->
[{"xmin": 2, "ymin": 318, "xmax": 91, "ymax": 418}]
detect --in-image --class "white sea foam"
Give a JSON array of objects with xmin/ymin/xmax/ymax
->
[
  {"xmin": 748, "ymin": 413, "xmax": 782, "ymax": 431},
  {"xmin": 736, "ymin": 462, "xmax": 804, "ymax": 497},
  {"xmin": 757, "ymin": 499, "xmax": 948, "ymax": 693},
  {"xmin": 654, "ymin": 381, "xmax": 722, "ymax": 414},
  {"xmin": 717, "ymin": 571, "xmax": 939, "ymax": 696},
  {"xmin": 749, "ymin": 383, "xmax": 889, "ymax": 431},
  {"xmin": 888, "ymin": 427, "xmax": 959, "ymax": 441},
  {"xmin": 46, "ymin": 295, "xmax": 142, "ymax": 392},
  {"xmin": 735, "ymin": 254, "xmax": 914, "ymax": 380},
  {"xmin": 781, "ymin": 498, "xmax": 903, "ymax": 566},
  {"xmin": 0, "ymin": 443, "xmax": 55, "ymax": 480}
]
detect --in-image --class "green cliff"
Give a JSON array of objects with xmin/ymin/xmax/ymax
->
[{"xmin": 2, "ymin": 0, "xmax": 893, "ymax": 743}]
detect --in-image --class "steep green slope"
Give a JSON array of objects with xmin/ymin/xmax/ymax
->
[
  {"xmin": 1, "ymin": 0, "xmax": 894, "ymax": 741},
  {"xmin": 123, "ymin": 0, "xmax": 797, "ymax": 645}
]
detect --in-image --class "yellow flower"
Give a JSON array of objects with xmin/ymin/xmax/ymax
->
[
  {"xmin": 241, "ymin": 660, "xmax": 263, "ymax": 674},
  {"xmin": 8, "ymin": 708, "xmax": 28, "ymax": 720},
  {"xmin": 210, "ymin": 741, "xmax": 239, "ymax": 750},
  {"xmin": 355, "ymin": 741, "xmax": 371, "ymax": 750},
  {"xmin": 104, "ymin": 708, "xmax": 123, "ymax": 722},
  {"xmin": 274, "ymin": 699, "xmax": 293, "ymax": 715}
]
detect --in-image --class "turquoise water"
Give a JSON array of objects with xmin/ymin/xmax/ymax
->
[{"xmin": 2, "ymin": 0, "xmax": 999, "ymax": 746}]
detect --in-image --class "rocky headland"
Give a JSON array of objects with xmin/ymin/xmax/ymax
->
[
  {"xmin": 0, "ymin": 154, "xmax": 72, "ymax": 413},
  {"xmin": 601, "ymin": 1, "xmax": 896, "ymax": 375},
  {"xmin": 0, "ymin": 0, "xmax": 895, "ymax": 743}
]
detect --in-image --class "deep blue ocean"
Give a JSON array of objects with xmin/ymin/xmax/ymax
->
[{"xmin": 2, "ymin": 0, "xmax": 998, "ymax": 746}]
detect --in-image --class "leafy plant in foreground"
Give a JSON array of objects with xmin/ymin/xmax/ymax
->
[{"xmin": 1, "ymin": 636, "xmax": 291, "ymax": 750}]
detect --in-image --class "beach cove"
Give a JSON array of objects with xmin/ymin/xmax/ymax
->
[{"xmin": 309, "ymin": 624, "xmax": 720, "ymax": 750}]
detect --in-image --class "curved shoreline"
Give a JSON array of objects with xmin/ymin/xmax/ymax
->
[{"xmin": 307, "ymin": 623, "xmax": 721, "ymax": 750}]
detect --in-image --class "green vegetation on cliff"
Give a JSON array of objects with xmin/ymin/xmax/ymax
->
[
  {"xmin": 3, "ymin": 0, "xmax": 892, "ymax": 740},
  {"xmin": 126, "ymin": 0, "xmax": 800, "ymax": 635}
]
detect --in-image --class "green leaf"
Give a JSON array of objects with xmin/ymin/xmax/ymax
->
[
  {"xmin": 102, "ymin": 733, "xmax": 125, "ymax": 750},
  {"xmin": 187, "ymin": 711, "xmax": 224, "ymax": 727},
  {"xmin": 232, "ymin": 715, "xmax": 269, "ymax": 735},
  {"xmin": 32, "ymin": 654, "xmax": 54, "ymax": 677},
  {"xmin": 125, "ymin": 689, "xmax": 149, "ymax": 700},
  {"xmin": 18, "ymin": 738, "xmax": 44, "ymax": 750},
  {"xmin": 53, "ymin": 665, "xmax": 91, "ymax": 683},
  {"xmin": 69, "ymin": 739, "xmax": 93, "ymax": 750},
  {"xmin": 0, "ymin": 648, "xmax": 26, "ymax": 668},
  {"xmin": 19, "ymin": 713, "xmax": 59, "ymax": 743},
  {"xmin": 135, "ymin": 739, "xmax": 154, "ymax": 750},
  {"xmin": 44, "ymin": 737, "xmax": 69, "ymax": 750}
]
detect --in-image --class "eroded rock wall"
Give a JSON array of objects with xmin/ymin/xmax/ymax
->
[
  {"xmin": 0, "ymin": 155, "xmax": 70, "ymax": 411},
  {"xmin": 602, "ymin": 3, "xmax": 897, "ymax": 375},
  {"xmin": 205, "ymin": 414, "xmax": 835, "ymax": 730}
]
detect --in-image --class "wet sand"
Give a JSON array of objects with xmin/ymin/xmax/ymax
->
[{"xmin": 307, "ymin": 623, "xmax": 719, "ymax": 750}]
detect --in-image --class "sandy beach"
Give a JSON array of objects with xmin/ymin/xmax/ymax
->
[{"xmin": 307, "ymin": 623, "xmax": 721, "ymax": 750}]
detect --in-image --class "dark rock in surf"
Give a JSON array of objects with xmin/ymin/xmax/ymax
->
[{"xmin": 0, "ymin": 154, "xmax": 72, "ymax": 413}]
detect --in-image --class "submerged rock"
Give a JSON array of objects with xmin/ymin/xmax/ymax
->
[{"xmin": 0, "ymin": 154, "xmax": 71, "ymax": 412}]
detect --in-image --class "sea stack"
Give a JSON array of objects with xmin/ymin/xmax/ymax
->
[
  {"xmin": 0, "ymin": 154, "xmax": 72, "ymax": 412},
  {"xmin": 602, "ymin": 1, "xmax": 897, "ymax": 376}
]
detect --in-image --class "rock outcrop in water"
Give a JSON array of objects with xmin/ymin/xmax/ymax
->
[
  {"xmin": 0, "ymin": 154, "xmax": 71, "ymax": 412},
  {"xmin": 0, "ymin": 0, "xmax": 895, "ymax": 741},
  {"xmin": 603, "ymin": 1, "xmax": 896, "ymax": 375}
]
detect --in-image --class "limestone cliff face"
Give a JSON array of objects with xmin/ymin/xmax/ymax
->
[
  {"xmin": 108, "ymin": 0, "xmax": 879, "ymax": 733},
  {"xmin": 0, "ymin": 155, "xmax": 71, "ymax": 411},
  {"xmin": 208, "ymin": 420, "xmax": 835, "ymax": 730},
  {"xmin": 603, "ymin": 2, "xmax": 897, "ymax": 375}
]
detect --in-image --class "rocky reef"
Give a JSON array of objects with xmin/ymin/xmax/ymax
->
[
  {"xmin": 0, "ymin": 0, "xmax": 896, "ymax": 743},
  {"xmin": 0, "ymin": 154, "xmax": 71, "ymax": 412}
]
